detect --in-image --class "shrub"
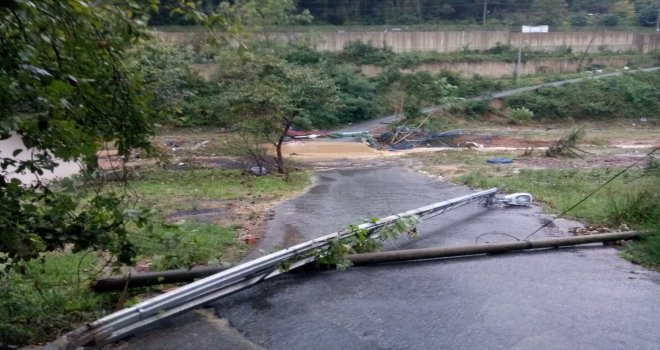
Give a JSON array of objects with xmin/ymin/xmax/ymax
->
[
  {"xmin": 510, "ymin": 107, "xmax": 534, "ymax": 124},
  {"xmin": 599, "ymin": 14, "xmax": 620, "ymax": 26},
  {"xmin": 571, "ymin": 13, "xmax": 589, "ymax": 26},
  {"xmin": 505, "ymin": 71, "xmax": 660, "ymax": 121},
  {"xmin": 340, "ymin": 40, "xmax": 394, "ymax": 65}
]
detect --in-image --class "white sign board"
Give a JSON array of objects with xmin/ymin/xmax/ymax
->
[{"xmin": 522, "ymin": 25, "xmax": 549, "ymax": 33}]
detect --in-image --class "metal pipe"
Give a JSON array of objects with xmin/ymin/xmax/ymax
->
[{"xmin": 347, "ymin": 231, "xmax": 644, "ymax": 265}]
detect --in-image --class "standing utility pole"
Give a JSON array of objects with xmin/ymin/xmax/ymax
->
[
  {"xmin": 656, "ymin": 5, "xmax": 659, "ymax": 32},
  {"xmin": 482, "ymin": 0, "xmax": 488, "ymax": 26},
  {"xmin": 515, "ymin": 41, "xmax": 522, "ymax": 85}
]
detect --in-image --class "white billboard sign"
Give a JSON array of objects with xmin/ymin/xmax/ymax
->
[{"xmin": 522, "ymin": 25, "xmax": 549, "ymax": 33}]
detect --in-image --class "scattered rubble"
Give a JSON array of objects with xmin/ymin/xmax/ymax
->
[{"xmin": 569, "ymin": 225, "xmax": 612, "ymax": 235}]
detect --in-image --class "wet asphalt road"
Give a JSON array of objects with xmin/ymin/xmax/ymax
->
[{"xmin": 118, "ymin": 167, "xmax": 660, "ymax": 350}]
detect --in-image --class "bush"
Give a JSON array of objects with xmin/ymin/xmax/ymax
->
[
  {"xmin": 340, "ymin": 40, "xmax": 394, "ymax": 65},
  {"xmin": 505, "ymin": 71, "xmax": 660, "ymax": 121},
  {"xmin": 449, "ymin": 100, "xmax": 493, "ymax": 120},
  {"xmin": 571, "ymin": 13, "xmax": 589, "ymax": 26},
  {"xmin": 485, "ymin": 42, "xmax": 516, "ymax": 56},
  {"xmin": 599, "ymin": 14, "xmax": 620, "ymax": 26},
  {"xmin": 510, "ymin": 107, "xmax": 535, "ymax": 124}
]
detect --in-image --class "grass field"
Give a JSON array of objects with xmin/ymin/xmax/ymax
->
[
  {"xmin": 410, "ymin": 146, "xmax": 660, "ymax": 268},
  {"xmin": 0, "ymin": 167, "xmax": 310, "ymax": 346}
]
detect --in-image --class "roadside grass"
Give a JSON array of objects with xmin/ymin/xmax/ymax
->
[
  {"xmin": 127, "ymin": 168, "xmax": 309, "ymax": 211},
  {"xmin": 131, "ymin": 221, "xmax": 245, "ymax": 270},
  {"xmin": 0, "ymin": 221, "xmax": 249, "ymax": 346},
  {"xmin": 410, "ymin": 149, "xmax": 520, "ymax": 178},
  {"xmin": 0, "ymin": 168, "xmax": 310, "ymax": 347},
  {"xmin": 455, "ymin": 165, "xmax": 660, "ymax": 267},
  {"xmin": 621, "ymin": 225, "xmax": 660, "ymax": 268},
  {"xmin": 1, "ymin": 251, "xmax": 115, "ymax": 346},
  {"xmin": 457, "ymin": 168, "xmax": 657, "ymax": 224}
]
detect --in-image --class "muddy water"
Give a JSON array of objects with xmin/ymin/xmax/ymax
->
[{"xmin": 0, "ymin": 134, "xmax": 81, "ymax": 183}]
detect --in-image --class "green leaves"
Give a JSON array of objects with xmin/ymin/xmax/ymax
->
[
  {"xmin": 1, "ymin": 0, "xmax": 158, "ymax": 271},
  {"xmin": 316, "ymin": 216, "xmax": 421, "ymax": 270}
]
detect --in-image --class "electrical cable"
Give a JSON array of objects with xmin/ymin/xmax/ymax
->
[
  {"xmin": 475, "ymin": 232, "xmax": 521, "ymax": 243},
  {"xmin": 524, "ymin": 145, "xmax": 660, "ymax": 241}
]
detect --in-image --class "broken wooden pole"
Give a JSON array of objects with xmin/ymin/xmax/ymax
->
[{"xmin": 347, "ymin": 231, "xmax": 644, "ymax": 265}]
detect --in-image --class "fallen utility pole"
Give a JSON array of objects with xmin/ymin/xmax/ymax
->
[
  {"xmin": 347, "ymin": 231, "xmax": 644, "ymax": 265},
  {"xmin": 50, "ymin": 188, "xmax": 498, "ymax": 349},
  {"xmin": 91, "ymin": 229, "xmax": 640, "ymax": 291},
  {"xmin": 90, "ymin": 266, "xmax": 228, "ymax": 292}
]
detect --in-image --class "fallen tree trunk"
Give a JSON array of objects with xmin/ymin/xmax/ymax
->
[{"xmin": 347, "ymin": 231, "xmax": 644, "ymax": 265}]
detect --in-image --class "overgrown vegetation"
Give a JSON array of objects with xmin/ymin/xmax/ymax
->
[
  {"xmin": 331, "ymin": 40, "xmax": 650, "ymax": 69},
  {"xmin": 505, "ymin": 70, "xmax": 660, "ymax": 121},
  {"xmin": 151, "ymin": 0, "xmax": 660, "ymax": 29},
  {"xmin": 0, "ymin": 167, "xmax": 309, "ymax": 346}
]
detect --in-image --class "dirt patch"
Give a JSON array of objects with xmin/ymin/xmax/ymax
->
[
  {"xmin": 163, "ymin": 199, "xmax": 278, "ymax": 247},
  {"xmin": 515, "ymin": 153, "xmax": 650, "ymax": 170}
]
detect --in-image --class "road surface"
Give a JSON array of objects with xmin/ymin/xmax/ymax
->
[
  {"xmin": 117, "ymin": 167, "xmax": 660, "ymax": 350},
  {"xmin": 337, "ymin": 67, "xmax": 660, "ymax": 133}
]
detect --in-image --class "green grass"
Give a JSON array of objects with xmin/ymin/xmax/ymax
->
[
  {"xmin": 127, "ymin": 168, "xmax": 309, "ymax": 211},
  {"xmin": 132, "ymin": 221, "xmax": 246, "ymax": 270},
  {"xmin": 0, "ymin": 251, "xmax": 115, "ymax": 346},
  {"xmin": 456, "ymin": 166, "xmax": 660, "ymax": 266},
  {"xmin": 1, "ymin": 168, "xmax": 311, "ymax": 347},
  {"xmin": 622, "ymin": 226, "xmax": 660, "ymax": 268}
]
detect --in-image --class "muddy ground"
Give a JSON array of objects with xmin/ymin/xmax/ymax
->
[{"xmin": 97, "ymin": 125, "xmax": 658, "ymax": 257}]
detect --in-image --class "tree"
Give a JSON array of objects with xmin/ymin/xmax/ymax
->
[
  {"xmin": 611, "ymin": 0, "xmax": 636, "ymax": 20},
  {"xmin": 0, "ymin": 0, "xmax": 164, "ymax": 269},
  {"xmin": 126, "ymin": 41, "xmax": 228, "ymax": 127},
  {"xmin": 531, "ymin": 0, "xmax": 569, "ymax": 25},
  {"xmin": 600, "ymin": 13, "xmax": 621, "ymax": 25},
  {"xmin": 237, "ymin": 0, "xmax": 312, "ymax": 41},
  {"xmin": 637, "ymin": 2, "xmax": 660, "ymax": 26},
  {"xmin": 0, "ymin": 0, "xmax": 243, "ymax": 269},
  {"xmin": 219, "ymin": 56, "xmax": 339, "ymax": 175}
]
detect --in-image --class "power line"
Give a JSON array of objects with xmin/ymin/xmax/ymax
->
[{"xmin": 524, "ymin": 145, "xmax": 660, "ymax": 240}]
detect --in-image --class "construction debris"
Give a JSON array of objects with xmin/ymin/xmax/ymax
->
[{"xmin": 545, "ymin": 127, "xmax": 587, "ymax": 158}]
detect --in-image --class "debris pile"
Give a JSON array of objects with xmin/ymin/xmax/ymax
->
[{"xmin": 545, "ymin": 127, "xmax": 587, "ymax": 158}]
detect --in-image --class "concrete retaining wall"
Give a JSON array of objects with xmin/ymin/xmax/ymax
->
[{"xmin": 153, "ymin": 30, "xmax": 660, "ymax": 54}]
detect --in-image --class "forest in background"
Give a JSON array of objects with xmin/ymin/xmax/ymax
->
[{"xmin": 149, "ymin": 0, "xmax": 660, "ymax": 27}]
